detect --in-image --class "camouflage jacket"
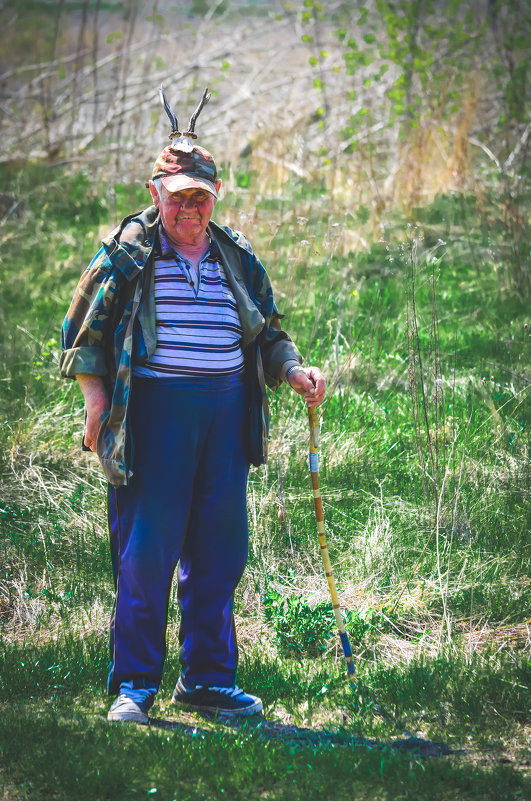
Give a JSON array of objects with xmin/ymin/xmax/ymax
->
[{"xmin": 60, "ymin": 206, "xmax": 302, "ymax": 486}]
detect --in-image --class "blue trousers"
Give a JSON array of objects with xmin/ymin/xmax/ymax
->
[{"xmin": 107, "ymin": 374, "xmax": 249, "ymax": 697}]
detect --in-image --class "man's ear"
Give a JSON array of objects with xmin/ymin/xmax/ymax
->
[
  {"xmin": 149, "ymin": 180, "xmax": 160, "ymax": 209},
  {"xmin": 214, "ymin": 179, "xmax": 222, "ymax": 202}
]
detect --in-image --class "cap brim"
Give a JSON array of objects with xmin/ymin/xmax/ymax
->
[{"xmin": 160, "ymin": 174, "xmax": 218, "ymax": 198}]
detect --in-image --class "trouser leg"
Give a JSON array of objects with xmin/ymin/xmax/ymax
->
[
  {"xmin": 107, "ymin": 378, "xmax": 200, "ymax": 695},
  {"xmin": 178, "ymin": 376, "xmax": 250, "ymax": 687},
  {"xmin": 107, "ymin": 375, "xmax": 250, "ymax": 695}
]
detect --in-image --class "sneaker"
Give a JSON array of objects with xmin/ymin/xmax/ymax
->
[
  {"xmin": 172, "ymin": 677, "xmax": 263, "ymax": 717},
  {"xmin": 107, "ymin": 694, "xmax": 149, "ymax": 724}
]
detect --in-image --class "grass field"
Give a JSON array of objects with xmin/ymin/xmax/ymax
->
[{"xmin": 0, "ymin": 161, "xmax": 529, "ymax": 800}]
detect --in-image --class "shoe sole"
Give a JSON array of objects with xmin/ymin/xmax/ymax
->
[
  {"xmin": 107, "ymin": 711, "xmax": 148, "ymax": 724},
  {"xmin": 171, "ymin": 694, "xmax": 263, "ymax": 718}
]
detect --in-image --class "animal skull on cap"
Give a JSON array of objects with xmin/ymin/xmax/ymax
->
[{"xmin": 159, "ymin": 85, "xmax": 211, "ymax": 154}]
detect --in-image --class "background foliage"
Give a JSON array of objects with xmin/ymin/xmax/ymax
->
[{"xmin": 0, "ymin": 1, "xmax": 529, "ymax": 799}]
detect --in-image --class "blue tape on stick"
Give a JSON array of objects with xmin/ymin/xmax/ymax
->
[
  {"xmin": 339, "ymin": 631, "xmax": 353, "ymax": 658},
  {"xmin": 308, "ymin": 452, "xmax": 319, "ymax": 472}
]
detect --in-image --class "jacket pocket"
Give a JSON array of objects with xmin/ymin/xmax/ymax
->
[
  {"xmin": 96, "ymin": 409, "xmax": 111, "ymax": 460},
  {"xmin": 244, "ymin": 342, "xmax": 267, "ymax": 466}
]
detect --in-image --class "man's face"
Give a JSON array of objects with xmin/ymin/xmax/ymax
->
[{"xmin": 150, "ymin": 182, "xmax": 218, "ymax": 246}]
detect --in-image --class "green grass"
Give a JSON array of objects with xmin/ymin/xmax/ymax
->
[
  {"xmin": 0, "ymin": 162, "xmax": 529, "ymax": 799},
  {"xmin": 2, "ymin": 707, "xmax": 526, "ymax": 801},
  {"xmin": 1, "ymin": 708, "xmax": 527, "ymax": 801},
  {"xmin": 0, "ymin": 635, "xmax": 529, "ymax": 800}
]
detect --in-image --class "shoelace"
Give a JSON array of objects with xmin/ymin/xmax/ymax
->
[
  {"xmin": 182, "ymin": 681, "xmax": 244, "ymax": 699},
  {"xmin": 113, "ymin": 696, "xmax": 142, "ymax": 710},
  {"xmin": 207, "ymin": 685, "xmax": 244, "ymax": 698}
]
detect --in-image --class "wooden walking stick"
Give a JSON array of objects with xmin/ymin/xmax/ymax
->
[{"xmin": 308, "ymin": 405, "xmax": 356, "ymax": 691}]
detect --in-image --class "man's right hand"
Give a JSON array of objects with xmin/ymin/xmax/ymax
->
[{"xmin": 76, "ymin": 374, "xmax": 109, "ymax": 453}]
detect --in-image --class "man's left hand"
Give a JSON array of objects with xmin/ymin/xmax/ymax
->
[{"xmin": 286, "ymin": 366, "xmax": 326, "ymax": 407}]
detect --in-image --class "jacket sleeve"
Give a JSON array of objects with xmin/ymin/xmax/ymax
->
[
  {"xmin": 59, "ymin": 248, "xmax": 120, "ymax": 379},
  {"xmin": 251, "ymin": 252, "xmax": 302, "ymax": 390}
]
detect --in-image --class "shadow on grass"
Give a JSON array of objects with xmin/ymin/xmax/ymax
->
[
  {"xmin": 149, "ymin": 712, "xmax": 453, "ymax": 757},
  {"xmin": 0, "ymin": 701, "xmax": 527, "ymax": 801}
]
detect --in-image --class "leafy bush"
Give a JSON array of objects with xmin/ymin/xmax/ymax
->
[
  {"xmin": 263, "ymin": 590, "xmax": 393, "ymax": 656},
  {"xmin": 263, "ymin": 590, "xmax": 335, "ymax": 656}
]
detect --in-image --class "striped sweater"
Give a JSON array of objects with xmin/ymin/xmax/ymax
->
[{"xmin": 133, "ymin": 229, "xmax": 244, "ymax": 377}]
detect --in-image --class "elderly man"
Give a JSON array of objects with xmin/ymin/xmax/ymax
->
[{"xmin": 60, "ymin": 92, "xmax": 325, "ymax": 724}]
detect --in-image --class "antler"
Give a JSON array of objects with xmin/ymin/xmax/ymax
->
[
  {"xmin": 159, "ymin": 84, "xmax": 180, "ymax": 138},
  {"xmin": 159, "ymin": 85, "xmax": 210, "ymax": 151},
  {"xmin": 185, "ymin": 87, "xmax": 211, "ymax": 137}
]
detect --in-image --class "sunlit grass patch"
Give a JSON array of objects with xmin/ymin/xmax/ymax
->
[
  {"xmin": 0, "ymin": 162, "xmax": 529, "ymax": 799},
  {"xmin": 0, "ymin": 635, "xmax": 529, "ymax": 801},
  {"xmin": 2, "ymin": 700, "xmax": 527, "ymax": 801}
]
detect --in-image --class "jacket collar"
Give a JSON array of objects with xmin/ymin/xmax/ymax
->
[
  {"xmin": 101, "ymin": 206, "xmax": 159, "ymax": 281},
  {"xmin": 209, "ymin": 221, "xmax": 265, "ymax": 349},
  {"xmin": 100, "ymin": 207, "xmax": 265, "ymax": 349}
]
